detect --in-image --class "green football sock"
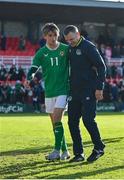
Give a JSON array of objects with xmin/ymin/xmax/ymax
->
[
  {"xmin": 61, "ymin": 134, "xmax": 68, "ymax": 152},
  {"xmin": 54, "ymin": 122, "xmax": 64, "ymax": 151},
  {"xmin": 53, "ymin": 126, "xmax": 67, "ymax": 151}
]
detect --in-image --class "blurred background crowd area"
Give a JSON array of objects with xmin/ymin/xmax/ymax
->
[
  {"xmin": 0, "ymin": 69, "xmax": 45, "ymax": 113},
  {"xmin": 0, "ymin": 29, "xmax": 124, "ymax": 58},
  {"xmin": 0, "ymin": 27, "xmax": 124, "ymax": 112},
  {"xmin": 0, "ymin": 61, "xmax": 124, "ymax": 112}
]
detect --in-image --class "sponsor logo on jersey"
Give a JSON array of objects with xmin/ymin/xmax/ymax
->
[
  {"xmin": 44, "ymin": 53, "xmax": 48, "ymax": 57},
  {"xmin": 60, "ymin": 51, "xmax": 64, "ymax": 56},
  {"xmin": 76, "ymin": 49, "xmax": 82, "ymax": 55}
]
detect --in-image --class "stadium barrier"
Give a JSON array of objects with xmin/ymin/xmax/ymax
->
[
  {"xmin": 107, "ymin": 57, "xmax": 124, "ymax": 66},
  {"xmin": 0, "ymin": 56, "xmax": 124, "ymax": 68},
  {"xmin": 0, "ymin": 102, "xmax": 122, "ymax": 113},
  {"xmin": 97, "ymin": 102, "xmax": 116, "ymax": 112},
  {"xmin": 0, "ymin": 55, "xmax": 33, "ymax": 70},
  {"xmin": 0, "ymin": 103, "xmax": 34, "ymax": 113}
]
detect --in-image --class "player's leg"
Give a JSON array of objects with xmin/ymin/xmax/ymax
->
[
  {"xmin": 45, "ymin": 95, "xmax": 70, "ymax": 160},
  {"xmin": 50, "ymin": 113, "xmax": 68, "ymax": 154},
  {"xmin": 45, "ymin": 97, "xmax": 61, "ymax": 160},
  {"xmin": 54, "ymin": 95, "xmax": 70, "ymax": 158},
  {"xmin": 52, "ymin": 107, "xmax": 70, "ymax": 160}
]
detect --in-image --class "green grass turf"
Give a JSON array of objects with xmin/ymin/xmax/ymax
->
[{"xmin": 0, "ymin": 113, "xmax": 124, "ymax": 179}]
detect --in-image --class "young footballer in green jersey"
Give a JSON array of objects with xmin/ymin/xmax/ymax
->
[{"xmin": 28, "ymin": 23, "xmax": 70, "ymax": 161}]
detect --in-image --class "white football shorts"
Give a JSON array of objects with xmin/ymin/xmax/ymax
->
[{"xmin": 45, "ymin": 95, "xmax": 67, "ymax": 113}]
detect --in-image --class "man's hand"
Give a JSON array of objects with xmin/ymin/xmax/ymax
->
[{"xmin": 95, "ymin": 90, "xmax": 103, "ymax": 101}]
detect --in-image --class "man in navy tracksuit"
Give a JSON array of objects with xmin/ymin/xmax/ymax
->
[{"xmin": 63, "ymin": 25, "xmax": 106, "ymax": 163}]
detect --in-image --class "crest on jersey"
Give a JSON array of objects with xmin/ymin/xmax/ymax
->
[
  {"xmin": 76, "ymin": 49, "xmax": 82, "ymax": 55},
  {"xmin": 60, "ymin": 51, "xmax": 64, "ymax": 56}
]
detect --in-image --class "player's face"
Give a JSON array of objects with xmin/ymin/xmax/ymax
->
[
  {"xmin": 64, "ymin": 32, "xmax": 80, "ymax": 47},
  {"xmin": 44, "ymin": 30, "xmax": 59, "ymax": 47}
]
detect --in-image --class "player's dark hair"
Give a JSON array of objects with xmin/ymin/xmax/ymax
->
[
  {"xmin": 42, "ymin": 23, "xmax": 60, "ymax": 35},
  {"xmin": 63, "ymin": 25, "xmax": 78, "ymax": 36}
]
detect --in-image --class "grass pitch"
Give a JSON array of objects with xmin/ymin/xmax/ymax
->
[{"xmin": 0, "ymin": 113, "xmax": 124, "ymax": 179}]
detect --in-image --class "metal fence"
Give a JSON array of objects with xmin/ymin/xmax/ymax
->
[{"xmin": 0, "ymin": 55, "xmax": 33, "ymax": 70}]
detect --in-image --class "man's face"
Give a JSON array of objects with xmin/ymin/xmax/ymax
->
[
  {"xmin": 64, "ymin": 32, "xmax": 80, "ymax": 47},
  {"xmin": 44, "ymin": 30, "xmax": 59, "ymax": 46}
]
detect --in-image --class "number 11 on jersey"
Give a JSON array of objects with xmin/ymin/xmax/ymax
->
[{"xmin": 50, "ymin": 57, "xmax": 58, "ymax": 66}]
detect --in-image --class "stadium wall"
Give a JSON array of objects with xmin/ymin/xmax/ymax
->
[
  {"xmin": 0, "ymin": 102, "xmax": 120, "ymax": 113},
  {"xmin": 4, "ymin": 21, "xmax": 28, "ymax": 37},
  {"xmin": 1, "ymin": 20, "xmax": 124, "ymax": 43},
  {"xmin": 117, "ymin": 26, "xmax": 124, "ymax": 40},
  {"xmin": 0, "ymin": 0, "xmax": 124, "ymax": 41}
]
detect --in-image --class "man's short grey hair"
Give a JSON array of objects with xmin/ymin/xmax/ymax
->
[{"xmin": 63, "ymin": 25, "xmax": 79, "ymax": 36}]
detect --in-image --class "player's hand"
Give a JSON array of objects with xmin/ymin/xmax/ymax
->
[
  {"xmin": 32, "ymin": 73, "xmax": 35, "ymax": 79},
  {"xmin": 23, "ymin": 79, "xmax": 30, "ymax": 87},
  {"xmin": 95, "ymin": 90, "xmax": 103, "ymax": 101}
]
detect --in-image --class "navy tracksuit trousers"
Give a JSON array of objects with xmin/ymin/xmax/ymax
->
[{"xmin": 68, "ymin": 90, "xmax": 104, "ymax": 155}]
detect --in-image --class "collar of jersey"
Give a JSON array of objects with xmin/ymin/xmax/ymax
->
[
  {"xmin": 75, "ymin": 36, "xmax": 84, "ymax": 47},
  {"xmin": 46, "ymin": 42, "xmax": 60, "ymax": 50}
]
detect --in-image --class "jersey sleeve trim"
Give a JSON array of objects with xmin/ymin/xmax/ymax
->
[{"xmin": 31, "ymin": 65, "xmax": 39, "ymax": 68}]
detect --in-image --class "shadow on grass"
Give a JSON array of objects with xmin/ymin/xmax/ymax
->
[
  {"xmin": 83, "ymin": 136, "xmax": 124, "ymax": 148},
  {"xmin": 0, "ymin": 113, "xmax": 47, "ymax": 117},
  {"xmin": 1, "ymin": 159, "xmax": 123, "ymax": 179},
  {"xmin": 0, "ymin": 160, "xmax": 49, "ymax": 178},
  {"xmin": 0, "ymin": 112, "xmax": 124, "ymax": 117},
  {"xmin": 0, "ymin": 158, "xmax": 85, "ymax": 178},
  {"xmin": 1, "ymin": 136, "xmax": 124, "ymax": 157},
  {"xmin": 44, "ymin": 165, "xmax": 124, "ymax": 179},
  {"xmin": 97, "ymin": 112, "xmax": 124, "ymax": 116},
  {"xmin": 0, "ymin": 145, "xmax": 52, "ymax": 156},
  {"xmin": 0, "ymin": 157, "xmax": 91, "ymax": 179}
]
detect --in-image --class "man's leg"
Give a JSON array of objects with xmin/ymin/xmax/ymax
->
[
  {"xmin": 68, "ymin": 99, "xmax": 85, "ymax": 162},
  {"xmin": 82, "ymin": 97, "xmax": 105, "ymax": 162}
]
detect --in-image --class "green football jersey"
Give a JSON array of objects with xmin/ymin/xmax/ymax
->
[{"xmin": 32, "ymin": 43, "xmax": 69, "ymax": 97}]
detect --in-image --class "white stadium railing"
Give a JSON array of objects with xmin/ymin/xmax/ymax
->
[
  {"xmin": 0, "ymin": 56, "xmax": 124, "ymax": 69},
  {"xmin": 0, "ymin": 56, "xmax": 33, "ymax": 69},
  {"xmin": 107, "ymin": 57, "xmax": 124, "ymax": 66}
]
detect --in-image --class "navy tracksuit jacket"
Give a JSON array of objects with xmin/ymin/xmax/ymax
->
[{"xmin": 68, "ymin": 36, "xmax": 106, "ymax": 155}]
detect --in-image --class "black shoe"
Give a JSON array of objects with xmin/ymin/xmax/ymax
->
[
  {"xmin": 87, "ymin": 149, "xmax": 104, "ymax": 163},
  {"xmin": 69, "ymin": 154, "xmax": 85, "ymax": 163}
]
